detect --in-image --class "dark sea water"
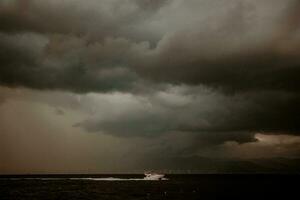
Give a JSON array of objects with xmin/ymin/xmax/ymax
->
[{"xmin": 1, "ymin": 174, "xmax": 298, "ymax": 199}]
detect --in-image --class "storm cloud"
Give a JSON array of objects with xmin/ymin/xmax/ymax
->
[
  {"xmin": 75, "ymin": 87, "xmax": 300, "ymax": 143},
  {"xmin": 1, "ymin": 0, "xmax": 300, "ymax": 93},
  {"xmin": 1, "ymin": 0, "xmax": 300, "ymax": 173}
]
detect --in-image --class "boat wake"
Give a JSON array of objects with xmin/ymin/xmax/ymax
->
[
  {"xmin": 70, "ymin": 177, "xmax": 168, "ymax": 181},
  {"xmin": 7, "ymin": 173, "xmax": 168, "ymax": 181},
  {"xmin": 71, "ymin": 173, "xmax": 168, "ymax": 181}
]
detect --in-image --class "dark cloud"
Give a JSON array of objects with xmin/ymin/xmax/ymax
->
[
  {"xmin": 134, "ymin": 0, "xmax": 170, "ymax": 11},
  {"xmin": 74, "ymin": 88, "xmax": 299, "ymax": 145},
  {"xmin": 55, "ymin": 108, "xmax": 65, "ymax": 116},
  {"xmin": 0, "ymin": 0, "xmax": 299, "ymax": 94},
  {"xmin": 0, "ymin": 0, "xmax": 166, "ymax": 40},
  {"xmin": 1, "ymin": 86, "xmax": 300, "ymax": 173},
  {"xmin": 132, "ymin": 0, "xmax": 300, "ymax": 93},
  {"xmin": 76, "ymin": 114, "xmax": 171, "ymax": 137},
  {"xmin": 177, "ymin": 91, "xmax": 300, "ymax": 134},
  {"xmin": 1, "ymin": 0, "xmax": 300, "ymax": 171},
  {"xmin": 0, "ymin": 33, "xmax": 141, "ymax": 93},
  {"xmin": 135, "ymin": 49, "xmax": 300, "ymax": 93}
]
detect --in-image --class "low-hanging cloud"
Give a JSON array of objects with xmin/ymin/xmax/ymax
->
[
  {"xmin": 74, "ymin": 87, "xmax": 300, "ymax": 144},
  {"xmin": 1, "ymin": 0, "xmax": 300, "ymax": 166}
]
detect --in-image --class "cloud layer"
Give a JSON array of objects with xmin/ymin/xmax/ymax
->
[
  {"xmin": 1, "ymin": 0, "xmax": 300, "ymax": 93},
  {"xmin": 1, "ymin": 0, "xmax": 300, "ymax": 172}
]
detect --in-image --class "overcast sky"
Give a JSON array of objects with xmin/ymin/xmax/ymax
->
[{"xmin": 1, "ymin": 0, "xmax": 300, "ymax": 174}]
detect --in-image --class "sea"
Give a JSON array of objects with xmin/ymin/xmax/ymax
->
[{"xmin": 1, "ymin": 174, "xmax": 298, "ymax": 199}]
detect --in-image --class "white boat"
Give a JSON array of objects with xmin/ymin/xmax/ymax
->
[{"xmin": 144, "ymin": 172, "xmax": 166, "ymax": 180}]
